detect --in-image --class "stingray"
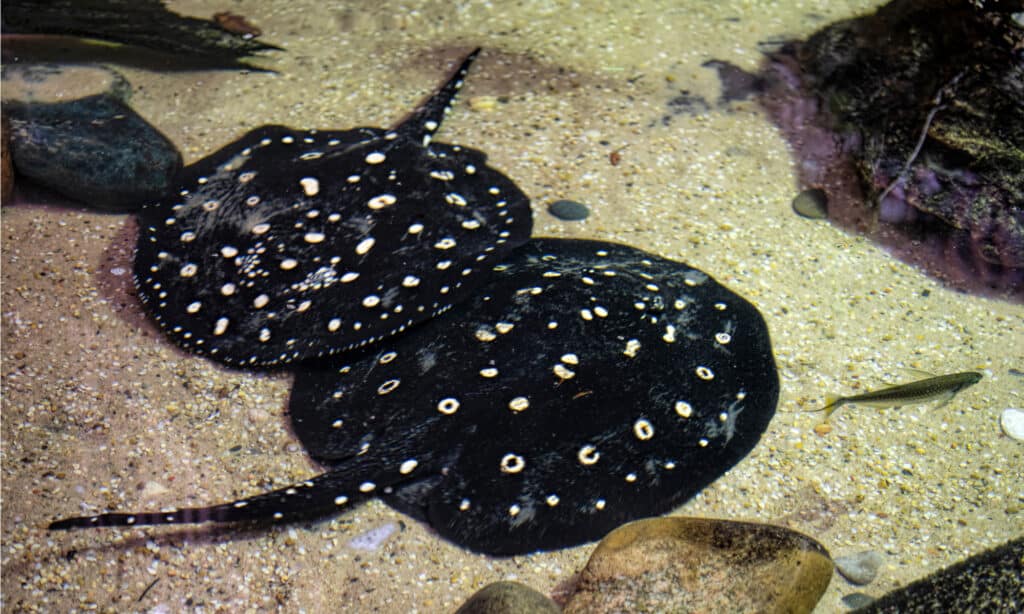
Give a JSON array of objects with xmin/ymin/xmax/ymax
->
[
  {"xmin": 51, "ymin": 239, "xmax": 779, "ymax": 555},
  {"xmin": 133, "ymin": 48, "xmax": 532, "ymax": 367}
]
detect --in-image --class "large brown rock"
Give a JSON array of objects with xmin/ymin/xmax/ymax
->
[{"xmin": 564, "ymin": 516, "xmax": 833, "ymax": 614}]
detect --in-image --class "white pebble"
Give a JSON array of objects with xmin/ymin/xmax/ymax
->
[{"xmin": 1000, "ymin": 408, "xmax": 1024, "ymax": 442}]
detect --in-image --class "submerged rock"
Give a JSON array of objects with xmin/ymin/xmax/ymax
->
[
  {"xmin": 548, "ymin": 199, "xmax": 590, "ymax": 221},
  {"xmin": 2, "ymin": 64, "xmax": 181, "ymax": 211},
  {"xmin": 835, "ymin": 550, "xmax": 884, "ymax": 585},
  {"xmin": 762, "ymin": 0, "xmax": 1024, "ymax": 300},
  {"xmin": 455, "ymin": 581, "xmax": 560, "ymax": 614},
  {"xmin": 855, "ymin": 537, "xmax": 1023, "ymax": 613},
  {"xmin": 563, "ymin": 516, "xmax": 833, "ymax": 613}
]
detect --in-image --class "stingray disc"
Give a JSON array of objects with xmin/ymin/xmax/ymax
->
[{"xmin": 133, "ymin": 49, "xmax": 532, "ymax": 366}]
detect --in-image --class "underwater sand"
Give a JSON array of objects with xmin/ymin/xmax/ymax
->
[{"xmin": 2, "ymin": 0, "xmax": 1021, "ymax": 611}]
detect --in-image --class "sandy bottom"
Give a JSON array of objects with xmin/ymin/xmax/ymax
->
[{"xmin": 3, "ymin": 1, "xmax": 1021, "ymax": 612}]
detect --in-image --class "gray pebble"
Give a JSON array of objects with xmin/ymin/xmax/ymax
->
[
  {"xmin": 548, "ymin": 199, "xmax": 590, "ymax": 221},
  {"xmin": 842, "ymin": 592, "xmax": 876, "ymax": 609},
  {"xmin": 792, "ymin": 188, "xmax": 829, "ymax": 219},
  {"xmin": 835, "ymin": 550, "xmax": 884, "ymax": 585}
]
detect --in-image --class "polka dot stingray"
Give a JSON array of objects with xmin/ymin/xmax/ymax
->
[
  {"xmin": 133, "ymin": 49, "xmax": 532, "ymax": 367},
  {"xmin": 51, "ymin": 239, "xmax": 779, "ymax": 555}
]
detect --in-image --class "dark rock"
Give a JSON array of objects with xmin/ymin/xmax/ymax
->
[
  {"xmin": 547, "ymin": 199, "xmax": 590, "ymax": 221},
  {"xmin": 563, "ymin": 516, "xmax": 833, "ymax": 613},
  {"xmin": 792, "ymin": 188, "xmax": 829, "ymax": 220},
  {"xmin": 455, "ymin": 581, "xmax": 560, "ymax": 614},
  {"xmin": 855, "ymin": 537, "xmax": 1023, "ymax": 613},
  {"xmin": 761, "ymin": 0, "xmax": 1024, "ymax": 300},
  {"xmin": 3, "ymin": 65, "xmax": 181, "ymax": 211}
]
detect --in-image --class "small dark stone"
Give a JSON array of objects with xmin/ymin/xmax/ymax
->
[
  {"xmin": 455, "ymin": 581, "xmax": 560, "ymax": 614},
  {"xmin": 548, "ymin": 199, "xmax": 590, "ymax": 221},
  {"xmin": 792, "ymin": 188, "xmax": 829, "ymax": 220},
  {"xmin": 843, "ymin": 592, "xmax": 876, "ymax": 609},
  {"xmin": 4, "ymin": 70, "xmax": 181, "ymax": 210}
]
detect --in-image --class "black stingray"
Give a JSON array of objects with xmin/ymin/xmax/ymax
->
[
  {"xmin": 134, "ymin": 48, "xmax": 532, "ymax": 367},
  {"xmin": 51, "ymin": 239, "xmax": 779, "ymax": 555}
]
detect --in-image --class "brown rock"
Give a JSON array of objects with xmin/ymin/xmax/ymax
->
[{"xmin": 564, "ymin": 516, "xmax": 833, "ymax": 614}]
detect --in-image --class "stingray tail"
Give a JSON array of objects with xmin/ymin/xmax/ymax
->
[
  {"xmin": 393, "ymin": 48, "xmax": 482, "ymax": 145},
  {"xmin": 48, "ymin": 469, "xmax": 381, "ymax": 531}
]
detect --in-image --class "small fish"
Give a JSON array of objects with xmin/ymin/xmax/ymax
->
[{"xmin": 814, "ymin": 371, "xmax": 982, "ymax": 421}]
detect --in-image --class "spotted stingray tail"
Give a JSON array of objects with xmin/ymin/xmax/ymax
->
[
  {"xmin": 393, "ymin": 48, "xmax": 482, "ymax": 146},
  {"xmin": 48, "ymin": 470, "xmax": 379, "ymax": 531}
]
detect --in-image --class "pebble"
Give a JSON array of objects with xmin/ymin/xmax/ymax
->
[
  {"xmin": 563, "ymin": 516, "xmax": 833, "ymax": 613},
  {"xmin": 792, "ymin": 188, "xmax": 829, "ymax": 219},
  {"xmin": 455, "ymin": 581, "xmax": 560, "ymax": 614},
  {"xmin": 2, "ymin": 64, "xmax": 181, "ymax": 211},
  {"xmin": 1000, "ymin": 408, "xmax": 1024, "ymax": 441},
  {"xmin": 548, "ymin": 199, "xmax": 590, "ymax": 221},
  {"xmin": 835, "ymin": 550, "xmax": 884, "ymax": 585},
  {"xmin": 347, "ymin": 522, "xmax": 397, "ymax": 551},
  {"xmin": 842, "ymin": 592, "xmax": 876, "ymax": 609}
]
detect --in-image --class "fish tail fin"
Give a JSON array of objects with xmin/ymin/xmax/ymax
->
[
  {"xmin": 48, "ymin": 470, "xmax": 376, "ymax": 531},
  {"xmin": 393, "ymin": 48, "xmax": 482, "ymax": 145},
  {"xmin": 815, "ymin": 395, "xmax": 843, "ymax": 421}
]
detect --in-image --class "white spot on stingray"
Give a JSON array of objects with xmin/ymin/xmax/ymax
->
[
  {"xmin": 355, "ymin": 237, "xmax": 376, "ymax": 255},
  {"xmin": 561, "ymin": 353, "xmax": 579, "ymax": 365},
  {"xmin": 663, "ymin": 325, "xmax": 677, "ymax": 343},
  {"xmin": 696, "ymin": 366, "xmax": 714, "ymax": 380},
  {"xmin": 220, "ymin": 283, "xmax": 236, "ymax": 296},
  {"xmin": 595, "ymin": 499, "xmax": 606, "ymax": 510},
  {"xmin": 436, "ymin": 260, "xmax": 452, "ymax": 270},
  {"xmin": 359, "ymin": 482, "xmax": 376, "ymax": 493},
  {"xmin": 239, "ymin": 171, "xmax": 256, "ymax": 183},
  {"xmin": 401, "ymin": 275, "xmax": 421, "ymax": 288},
  {"xmin": 465, "ymin": 164, "xmax": 476, "ymax": 174},
  {"xmin": 179, "ymin": 263, "xmax": 198, "ymax": 278},
  {"xmin": 578, "ymin": 445, "xmax": 600, "ymax": 465},
  {"xmin": 500, "ymin": 453, "xmax": 525, "ymax": 473},
  {"xmin": 220, "ymin": 246, "xmax": 239, "ymax": 258},
  {"xmin": 365, "ymin": 152, "xmax": 386, "ymax": 164},
  {"xmin": 461, "ymin": 219, "xmax": 482, "ymax": 230},
  {"xmin": 699, "ymin": 438, "xmax": 709, "ymax": 447},
  {"xmin": 334, "ymin": 495, "xmax": 349, "ymax": 506},
  {"xmin": 508, "ymin": 397, "xmax": 529, "ymax": 412},
  {"xmin": 377, "ymin": 379, "xmax": 400, "ymax": 395},
  {"xmin": 362, "ymin": 295, "xmax": 381, "ymax": 308},
  {"xmin": 475, "ymin": 328, "xmax": 497, "ymax": 342},
  {"xmin": 258, "ymin": 328, "xmax": 271, "ymax": 342},
  {"xmin": 253, "ymin": 294, "xmax": 270, "ymax": 309},
  {"xmin": 633, "ymin": 419, "xmax": 655, "ymax": 440},
  {"xmin": 546, "ymin": 495, "xmax": 560, "ymax": 507},
  {"xmin": 459, "ymin": 499, "xmax": 471, "ymax": 511},
  {"xmin": 715, "ymin": 302, "xmax": 727, "ymax": 311},
  {"xmin": 368, "ymin": 194, "xmax": 397, "ymax": 209},
  {"xmin": 280, "ymin": 258, "xmax": 298, "ymax": 270},
  {"xmin": 186, "ymin": 301, "xmax": 201, "ymax": 314},
  {"xmin": 580, "ymin": 308, "xmax": 593, "ymax": 321},
  {"xmin": 300, "ymin": 177, "xmax": 320, "ymax": 196},
  {"xmin": 625, "ymin": 473, "xmax": 638, "ymax": 483},
  {"xmin": 553, "ymin": 364, "xmax": 575, "ymax": 380},
  {"xmin": 495, "ymin": 322, "xmax": 514, "ymax": 334},
  {"xmin": 675, "ymin": 401, "xmax": 693, "ymax": 418},
  {"xmin": 479, "ymin": 367, "xmax": 498, "ymax": 378},
  {"xmin": 304, "ymin": 231, "xmax": 326, "ymax": 244},
  {"xmin": 434, "ymin": 238, "xmax": 457, "ymax": 250},
  {"xmin": 347, "ymin": 174, "xmax": 361, "ymax": 183},
  {"xmin": 437, "ymin": 398, "xmax": 460, "ymax": 414},
  {"xmin": 399, "ymin": 460, "xmax": 418, "ymax": 474},
  {"xmin": 180, "ymin": 231, "xmax": 196, "ymax": 242},
  {"xmin": 408, "ymin": 223, "xmax": 424, "ymax": 234},
  {"xmin": 252, "ymin": 223, "xmax": 271, "ymax": 235},
  {"xmin": 202, "ymin": 200, "xmax": 220, "ymax": 212},
  {"xmin": 623, "ymin": 338, "xmax": 641, "ymax": 358},
  {"xmin": 716, "ymin": 332, "xmax": 732, "ymax": 344},
  {"xmin": 445, "ymin": 193, "xmax": 467, "ymax": 206},
  {"xmin": 328, "ymin": 318, "xmax": 342, "ymax": 332},
  {"xmin": 213, "ymin": 317, "xmax": 229, "ymax": 335},
  {"xmin": 509, "ymin": 504, "xmax": 521, "ymax": 517},
  {"xmin": 424, "ymin": 120, "xmax": 439, "ymax": 131},
  {"xmin": 341, "ymin": 272, "xmax": 359, "ymax": 283}
]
